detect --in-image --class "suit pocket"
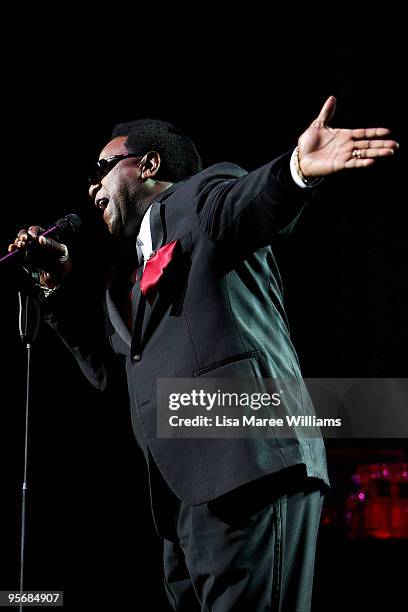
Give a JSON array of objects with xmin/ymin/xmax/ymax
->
[{"xmin": 193, "ymin": 349, "xmax": 262, "ymax": 377}]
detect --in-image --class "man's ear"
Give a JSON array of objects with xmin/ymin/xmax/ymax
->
[{"xmin": 140, "ymin": 151, "xmax": 161, "ymax": 180}]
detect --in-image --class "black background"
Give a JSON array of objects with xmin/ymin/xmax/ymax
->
[{"xmin": 0, "ymin": 9, "xmax": 406, "ymax": 611}]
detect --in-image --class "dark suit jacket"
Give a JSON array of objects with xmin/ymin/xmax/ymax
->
[{"xmin": 44, "ymin": 151, "xmax": 329, "ymax": 505}]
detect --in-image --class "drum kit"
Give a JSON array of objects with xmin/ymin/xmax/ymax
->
[{"xmin": 344, "ymin": 462, "xmax": 408, "ymax": 539}]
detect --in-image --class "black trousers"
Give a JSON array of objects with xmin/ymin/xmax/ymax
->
[{"xmin": 149, "ymin": 461, "xmax": 325, "ymax": 612}]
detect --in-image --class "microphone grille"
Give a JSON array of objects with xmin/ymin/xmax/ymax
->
[
  {"xmin": 65, "ymin": 213, "xmax": 82, "ymax": 233},
  {"xmin": 56, "ymin": 213, "xmax": 82, "ymax": 233}
]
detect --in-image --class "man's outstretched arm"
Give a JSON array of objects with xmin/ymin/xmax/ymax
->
[{"xmin": 195, "ymin": 96, "xmax": 399, "ymax": 251}]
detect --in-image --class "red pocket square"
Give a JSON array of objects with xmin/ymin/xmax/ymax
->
[{"xmin": 140, "ymin": 239, "xmax": 179, "ymax": 304}]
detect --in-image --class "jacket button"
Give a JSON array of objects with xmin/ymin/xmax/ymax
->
[{"xmin": 132, "ymin": 354, "xmax": 142, "ymax": 362}]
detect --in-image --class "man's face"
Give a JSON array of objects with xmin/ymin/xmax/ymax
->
[{"xmin": 89, "ymin": 136, "xmax": 146, "ymax": 238}]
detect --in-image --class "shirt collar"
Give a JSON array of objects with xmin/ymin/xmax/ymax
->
[{"xmin": 136, "ymin": 181, "xmax": 181, "ymax": 264}]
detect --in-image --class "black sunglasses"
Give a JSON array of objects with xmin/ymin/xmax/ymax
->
[{"xmin": 89, "ymin": 153, "xmax": 143, "ymax": 185}]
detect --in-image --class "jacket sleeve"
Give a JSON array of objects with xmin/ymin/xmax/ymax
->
[
  {"xmin": 194, "ymin": 150, "xmax": 317, "ymax": 255},
  {"xmin": 40, "ymin": 274, "xmax": 119, "ymax": 392}
]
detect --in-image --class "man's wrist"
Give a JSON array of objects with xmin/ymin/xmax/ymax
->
[
  {"xmin": 290, "ymin": 147, "xmax": 323, "ymax": 188},
  {"xmin": 39, "ymin": 283, "xmax": 60, "ymax": 297}
]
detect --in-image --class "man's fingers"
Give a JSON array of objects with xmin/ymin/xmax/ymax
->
[
  {"xmin": 7, "ymin": 225, "xmax": 67, "ymax": 259},
  {"xmin": 352, "ymin": 127, "xmax": 391, "ymax": 139},
  {"xmin": 38, "ymin": 235, "xmax": 68, "ymax": 258},
  {"xmin": 11, "ymin": 229, "xmax": 30, "ymax": 249},
  {"xmin": 316, "ymin": 95, "xmax": 337, "ymax": 125},
  {"xmin": 28, "ymin": 225, "xmax": 44, "ymax": 237},
  {"xmin": 345, "ymin": 146, "xmax": 396, "ymax": 169},
  {"xmin": 9, "ymin": 226, "xmax": 44, "ymax": 249},
  {"xmin": 353, "ymin": 139, "xmax": 399, "ymax": 150},
  {"xmin": 345, "ymin": 158, "xmax": 376, "ymax": 169},
  {"xmin": 355, "ymin": 148, "xmax": 396, "ymax": 159}
]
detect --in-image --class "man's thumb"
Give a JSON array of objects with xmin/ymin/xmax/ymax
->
[{"xmin": 316, "ymin": 95, "xmax": 337, "ymax": 125}]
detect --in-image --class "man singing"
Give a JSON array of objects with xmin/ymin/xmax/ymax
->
[{"xmin": 9, "ymin": 96, "xmax": 398, "ymax": 610}]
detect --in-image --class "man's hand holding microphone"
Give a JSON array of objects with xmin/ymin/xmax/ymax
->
[{"xmin": 4, "ymin": 214, "xmax": 81, "ymax": 293}]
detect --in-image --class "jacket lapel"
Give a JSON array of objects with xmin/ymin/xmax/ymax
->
[
  {"xmin": 149, "ymin": 198, "xmax": 166, "ymax": 251},
  {"xmin": 106, "ymin": 288, "xmax": 132, "ymax": 347},
  {"xmin": 131, "ymin": 197, "xmax": 168, "ymax": 353},
  {"xmin": 106, "ymin": 236, "xmax": 143, "ymax": 349}
]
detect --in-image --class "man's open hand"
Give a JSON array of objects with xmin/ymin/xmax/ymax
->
[{"xmin": 298, "ymin": 96, "xmax": 399, "ymax": 177}]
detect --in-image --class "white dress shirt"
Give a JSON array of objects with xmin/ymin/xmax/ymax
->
[{"xmin": 137, "ymin": 206, "xmax": 153, "ymax": 269}]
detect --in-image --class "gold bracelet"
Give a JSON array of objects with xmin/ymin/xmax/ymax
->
[
  {"xmin": 293, "ymin": 146, "xmax": 320, "ymax": 186},
  {"xmin": 39, "ymin": 284, "xmax": 59, "ymax": 297}
]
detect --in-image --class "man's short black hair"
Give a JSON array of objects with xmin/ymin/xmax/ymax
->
[{"xmin": 112, "ymin": 119, "xmax": 202, "ymax": 182}]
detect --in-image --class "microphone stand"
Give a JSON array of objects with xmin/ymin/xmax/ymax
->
[
  {"xmin": 0, "ymin": 215, "xmax": 80, "ymax": 609},
  {"xmin": 17, "ymin": 267, "xmax": 41, "ymax": 611}
]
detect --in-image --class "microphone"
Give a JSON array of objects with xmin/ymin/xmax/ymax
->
[{"xmin": 0, "ymin": 214, "xmax": 82, "ymax": 264}]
